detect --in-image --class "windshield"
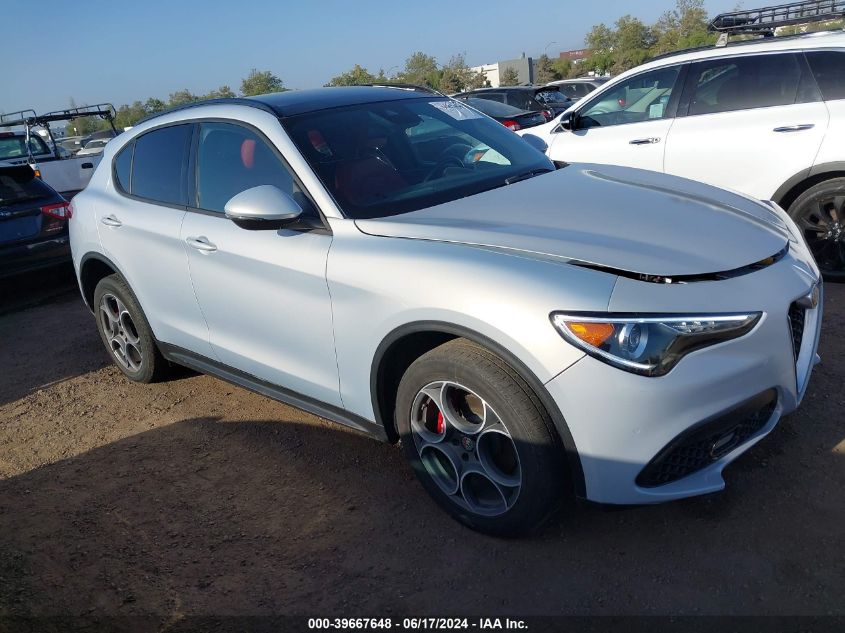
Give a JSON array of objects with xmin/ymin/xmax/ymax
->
[
  {"xmin": 534, "ymin": 89, "xmax": 569, "ymax": 105},
  {"xmin": 283, "ymin": 97, "xmax": 553, "ymax": 219},
  {"xmin": 0, "ymin": 135, "xmax": 51, "ymax": 160}
]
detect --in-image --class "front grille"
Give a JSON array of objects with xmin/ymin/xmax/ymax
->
[
  {"xmin": 636, "ymin": 389, "xmax": 778, "ymax": 488},
  {"xmin": 788, "ymin": 302, "xmax": 806, "ymax": 363}
]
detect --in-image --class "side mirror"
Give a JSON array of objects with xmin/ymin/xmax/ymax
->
[
  {"xmin": 224, "ymin": 185, "xmax": 303, "ymax": 231},
  {"xmin": 520, "ymin": 134, "xmax": 548, "ymax": 154},
  {"xmin": 557, "ymin": 110, "xmax": 576, "ymax": 132}
]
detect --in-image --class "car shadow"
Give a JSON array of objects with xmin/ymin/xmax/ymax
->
[{"xmin": 1, "ymin": 403, "xmax": 843, "ymax": 619}]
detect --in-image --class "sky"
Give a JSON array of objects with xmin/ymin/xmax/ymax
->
[{"xmin": 3, "ymin": 0, "xmax": 727, "ymax": 115}]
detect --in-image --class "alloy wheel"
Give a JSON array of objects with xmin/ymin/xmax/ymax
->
[
  {"xmin": 410, "ymin": 381, "xmax": 521, "ymax": 517},
  {"xmin": 794, "ymin": 192, "xmax": 845, "ymax": 277},
  {"xmin": 98, "ymin": 293, "xmax": 143, "ymax": 372}
]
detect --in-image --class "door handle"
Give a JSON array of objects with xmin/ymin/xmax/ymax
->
[
  {"xmin": 773, "ymin": 124, "xmax": 815, "ymax": 133},
  {"xmin": 100, "ymin": 215, "xmax": 122, "ymax": 227},
  {"xmin": 629, "ymin": 137, "xmax": 661, "ymax": 145},
  {"xmin": 185, "ymin": 236, "xmax": 218, "ymax": 252},
  {"xmin": 81, "ymin": 162, "xmax": 94, "ymax": 169}
]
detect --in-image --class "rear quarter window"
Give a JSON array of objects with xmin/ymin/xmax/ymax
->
[
  {"xmin": 130, "ymin": 124, "xmax": 192, "ymax": 206},
  {"xmin": 113, "ymin": 142, "xmax": 133, "ymax": 193},
  {"xmin": 805, "ymin": 51, "xmax": 845, "ymax": 101}
]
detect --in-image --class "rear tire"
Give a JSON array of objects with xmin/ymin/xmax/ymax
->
[
  {"xmin": 93, "ymin": 274, "xmax": 169, "ymax": 383},
  {"xmin": 787, "ymin": 178, "xmax": 845, "ymax": 282},
  {"xmin": 395, "ymin": 339, "xmax": 566, "ymax": 537}
]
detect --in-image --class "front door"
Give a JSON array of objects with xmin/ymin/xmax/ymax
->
[
  {"xmin": 181, "ymin": 121, "xmax": 341, "ymax": 407},
  {"xmin": 547, "ymin": 64, "xmax": 684, "ymax": 173}
]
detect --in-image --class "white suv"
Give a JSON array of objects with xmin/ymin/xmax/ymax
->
[{"xmin": 527, "ymin": 30, "xmax": 845, "ymax": 279}]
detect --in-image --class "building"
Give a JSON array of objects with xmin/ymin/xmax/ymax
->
[
  {"xmin": 470, "ymin": 54, "xmax": 535, "ymax": 88},
  {"xmin": 559, "ymin": 49, "xmax": 590, "ymax": 64}
]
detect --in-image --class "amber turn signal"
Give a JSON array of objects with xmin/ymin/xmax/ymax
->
[{"xmin": 567, "ymin": 322, "xmax": 615, "ymax": 347}]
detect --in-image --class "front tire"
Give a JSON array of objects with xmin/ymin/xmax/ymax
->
[
  {"xmin": 395, "ymin": 339, "xmax": 566, "ymax": 537},
  {"xmin": 93, "ymin": 274, "xmax": 169, "ymax": 383},
  {"xmin": 788, "ymin": 178, "xmax": 845, "ymax": 282}
]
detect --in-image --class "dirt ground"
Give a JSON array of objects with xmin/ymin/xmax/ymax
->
[{"xmin": 0, "ymin": 268, "xmax": 843, "ymax": 619}]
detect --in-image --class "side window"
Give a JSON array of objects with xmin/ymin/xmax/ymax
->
[
  {"xmin": 579, "ymin": 65, "xmax": 681, "ymax": 128},
  {"xmin": 195, "ymin": 122, "xmax": 311, "ymax": 215},
  {"xmin": 805, "ymin": 51, "xmax": 845, "ymax": 101},
  {"xmin": 687, "ymin": 53, "xmax": 807, "ymax": 116},
  {"xmin": 113, "ymin": 142, "xmax": 133, "ymax": 193},
  {"xmin": 131, "ymin": 124, "xmax": 192, "ymax": 205},
  {"xmin": 474, "ymin": 92, "xmax": 506, "ymax": 103}
]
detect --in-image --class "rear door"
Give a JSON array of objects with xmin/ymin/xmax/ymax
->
[
  {"xmin": 96, "ymin": 124, "xmax": 214, "ymax": 357},
  {"xmin": 546, "ymin": 64, "xmax": 684, "ymax": 173},
  {"xmin": 664, "ymin": 52, "xmax": 828, "ymax": 199}
]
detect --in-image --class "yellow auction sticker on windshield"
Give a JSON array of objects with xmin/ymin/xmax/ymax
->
[{"xmin": 430, "ymin": 101, "xmax": 483, "ymax": 120}]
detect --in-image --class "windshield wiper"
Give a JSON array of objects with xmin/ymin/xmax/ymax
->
[{"xmin": 504, "ymin": 168, "xmax": 554, "ymax": 186}]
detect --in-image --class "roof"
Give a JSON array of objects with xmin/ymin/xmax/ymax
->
[
  {"xmin": 247, "ymin": 86, "xmax": 435, "ymax": 117},
  {"xmin": 649, "ymin": 28, "xmax": 845, "ymax": 64},
  {"xmin": 617, "ymin": 29, "xmax": 845, "ymax": 79}
]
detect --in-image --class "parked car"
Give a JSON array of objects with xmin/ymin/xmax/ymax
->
[
  {"xmin": 454, "ymin": 86, "xmax": 571, "ymax": 118},
  {"xmin": 58, "ymin": 136, "xmax": 86, "ymax": 155},
  {"xmin": 522, "ymin": 14, "xmax": 845, "ymax": 279},
  {"xmin": 455, "ymin": 96, "xmax": 548, "ymax": 131},
  {"xmin": 0, "ymin": 104, "xmax": 118, "ymax": 199},
  {"xmin": 0, "ymin": 165, "xmax": 71, "ymax": 278},
  {"xmin": 546, "ymin": 77, "xmax": 610, "ymax": 100},
  {"xmin": 76, "ymin": 138, "xmax": 111, "ymax": 156},
  {"xmin": 70, "ymin": 86, "xmax": 821, "ymax": 536}
]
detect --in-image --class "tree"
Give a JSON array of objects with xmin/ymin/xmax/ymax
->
[
  {"xmin": 499, "ymin": 66, "xmax": 520, "ymax": 86},
  {"xmin": 398, "ymin": 52, "xmax": 441, "ymax": 87},
  {"xmin": 240, "ymin": 69, "xmax": 285, "ymax": 96},
  {"xmin": 144, "ymin": 98, "xmax": 166, "ymax": 114},
  {"xmin": 204, "ymin": 85, "xmax": 236, "ymax": 99},
  {"xmin": 534, "ymin": 55, "xmax": 558, "ymax": 84},
  {"xmin": 325, "ymin": 64, "xmax": 378, "ymax": 87},
  {"xmin": 168, "ymin": 89, "xmax": 199, "ymax": 107},
  {"xmin": 584, "ymin": 23, "xmax": 616, "ymax": 75},
  {"xmin": 439, "ymin": 54, "xmax": 486, "ymax": 93},
  {"xmin": 612, "ymin": 15, "xmax": 654, "ymax": 73},
  {"xmin": 552, "ymin": 58, "xmax": 574, "ymax": 79},
  {"xmin": 114, "ymin": 101, "xmax": 148, "ymax": 129}
]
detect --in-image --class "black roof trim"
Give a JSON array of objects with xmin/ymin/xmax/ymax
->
[
  {"xmin": 134, "ymin": 87, "xmax": 445, "ymax": 125},
  {"xmin": 134, "ymin": 98, "xmax": 278, "ymax": 126}
]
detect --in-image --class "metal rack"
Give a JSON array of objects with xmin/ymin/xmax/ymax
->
[{"xmin": 710, "ymin": 0, "xmax": 845, "ymax": 44}]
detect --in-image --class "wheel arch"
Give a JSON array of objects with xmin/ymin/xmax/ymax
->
[
  {"xmin": 370, "ymin": 320, "xmax": 587, "ymax": 498},
  {"xmin": 79, "ymin": 252, "xmax": 124, "ymax": 312},
  {"xmin": 773, "ymin": 162, "xmax": 845, "ymax": 211}
]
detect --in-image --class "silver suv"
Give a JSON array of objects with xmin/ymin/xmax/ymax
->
[{"xmin": 70, "ymin": 87, "xmax": 822, "ymax": 535}]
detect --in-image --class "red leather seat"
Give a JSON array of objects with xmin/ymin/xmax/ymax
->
[{"xmin": 334, "ymin": 156, "xmax": 407, "ymax": 206}]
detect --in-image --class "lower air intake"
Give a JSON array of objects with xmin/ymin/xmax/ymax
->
[{"xmin": 636, "ymin": 389, "xmax": 778, "ymax": 488}]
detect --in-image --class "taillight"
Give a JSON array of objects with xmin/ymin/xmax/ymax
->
[
  {"xmin": 502, "ymin": 120, "xmax": 522, "ymax": 131},
  {"xmin": 542, "ymin": 109, "xmax": 553, "ymax": 120},
  {"xmin": 41, "ymin": 202, "xmax": 72, "ymax": 220},
  {"xmin": 618, "ymin": 98, "xmax": 626, "ymax": 108}
]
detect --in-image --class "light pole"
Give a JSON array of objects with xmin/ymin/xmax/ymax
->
[{"xmin": 543, "ymin": 41, "xmax": 557, "ymax": 58}]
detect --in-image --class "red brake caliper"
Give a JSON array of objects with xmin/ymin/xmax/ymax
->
[{"xmin": 436, "ymin": 411, "xmax": 445, "ymax": 435}]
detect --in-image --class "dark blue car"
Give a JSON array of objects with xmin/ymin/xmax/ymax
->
[{"xmin": 0, "ymin": 166, "xmax": 71, "ymax": 278}]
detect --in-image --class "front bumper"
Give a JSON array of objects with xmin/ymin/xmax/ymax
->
[{"xmin": 546, "ymin": 247, "xmax": 822, "ymax": 505}]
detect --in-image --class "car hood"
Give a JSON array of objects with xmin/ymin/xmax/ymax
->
[{"xmin": 355, "ymin": 164, "xmax": 790, "ymax": 277}]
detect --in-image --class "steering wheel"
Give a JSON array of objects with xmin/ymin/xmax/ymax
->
[
  {"xmin": 423, "ymin": 143, "xmax": 474, "ymax": 182},
  {"xmin": 424, "ymin": 155, "xmax": 465, "ymax": 182}
]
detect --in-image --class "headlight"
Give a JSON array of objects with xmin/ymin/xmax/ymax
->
[{"xmin": 550, "ymin": 312, "xmax": 761, "ymax": 376}]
